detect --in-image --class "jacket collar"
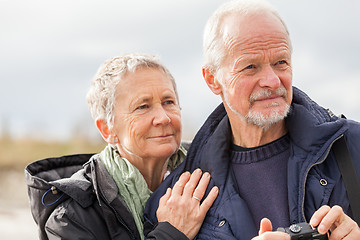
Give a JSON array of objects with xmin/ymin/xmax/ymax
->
[
  {"xmin": 86, "ymin": 157, "xmax": 141, "ymax": 240},
  {"xmin": 286, "ymin": 87, "xmax": 347, "ymax": 159},
  {"xmin": 186, "ymin": 108, "xmax": 259, "ymax": 238},
  {"xmin": 191, "ymin": 87, "xmax": 348, "ymax": 163}
]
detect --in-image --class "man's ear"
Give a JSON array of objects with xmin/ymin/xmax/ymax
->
[
  {"xmin": 96, "ymin": 119, "xmax": 112, "ymax": 143},
  {"xmin": 202, "ymin": 67, "xmax": 222, "ymax": 95}
]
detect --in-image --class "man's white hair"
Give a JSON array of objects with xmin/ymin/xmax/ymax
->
[
  {"xmin": 86, "ymin": 53, "xmax": 178, "ymax": 130},
  {"xmin": 203, "ymin": 0, "xmax": 292, "ymax": 78}
]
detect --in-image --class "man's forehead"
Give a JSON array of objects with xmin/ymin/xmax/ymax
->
[
  {"xmin": 221, "ymin": 13, "xmax": 291, "ymax": 54},
  {"xmin": 221, "ymin": 12, "xmax": 288, "ymax": 38}
]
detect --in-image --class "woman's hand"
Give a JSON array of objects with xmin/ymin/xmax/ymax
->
[
  {"xmin": 156, "ymin": 169, "xmax": 219, "ymax": 240},
  {"xmin": 310, "ymin": 205, "xmax": 360, "ymax": 239}
]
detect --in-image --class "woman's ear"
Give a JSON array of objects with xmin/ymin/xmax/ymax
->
[
  {"xmin": 96, "ymin": 119, "xmax": 112, "ymax": 143},
  {"xmin": 202, "ymin": 67, "xmax": 223, "ymax": 95}
]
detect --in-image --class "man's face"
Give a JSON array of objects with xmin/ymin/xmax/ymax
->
[{"xmin": 218, "ymin": 12, "xmax": 293, "ymax": 127}]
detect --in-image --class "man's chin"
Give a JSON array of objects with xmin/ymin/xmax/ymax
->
[{"xmin": 246, "ymin": 107, "xmax": 289, "ymax": 127}]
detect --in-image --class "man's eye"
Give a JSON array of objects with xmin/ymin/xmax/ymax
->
[
  {"xmin": 163, "ymin": 100, "xmax": 175, "ymax": 105},
  {"xmin": 245, "ymin": 64, "xmax": 255, "ymax": 70},
  {"xmin": 277, "ymin": 60, "xmax": 287, "ymax": 65}
]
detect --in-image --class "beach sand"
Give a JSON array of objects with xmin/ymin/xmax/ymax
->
[{"xmin": 0, "ymin": 170, "xmax": 38, "ymax": 240}]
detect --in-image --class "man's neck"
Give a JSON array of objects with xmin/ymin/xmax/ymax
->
[{"xmin": 229, "ymin": 115, "xmax": 288, "ymax": 148}]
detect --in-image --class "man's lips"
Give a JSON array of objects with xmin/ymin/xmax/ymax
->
[
  {"xmin": 250, "ymin": 87, "xmax": 288, "ymax": 105},
  {"xmin": 256, "ymin": 95, "xmax": 283, "ymax": 101}
]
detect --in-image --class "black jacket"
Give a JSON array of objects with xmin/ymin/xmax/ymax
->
[{"xmin": 25, "ymin": 153, "xmax": 188, "ymax": 240}]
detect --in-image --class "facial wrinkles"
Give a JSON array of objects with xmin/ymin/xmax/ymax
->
[
  {"xmin": 118, "ymin": 86, "xmax": 174, "ymax": 113},
  {"xmin": 226, "ymin": 35, "xmax": 290, "ymax": 68},
  {"xmin": 222, "ymin": 79, "xmax": 290, "ymax": 127},
  {"xmin": 114, "ymin": 105, "xmax": 169, "ymax": 162},
  {"xmin": 220, "ymin": 14, "xmax": 292, "ymax": 128},
  {"xmin": 115, "ymin": 112, "xmax": 137, "ymax": 144},
  {"xmin": 112, "ymin": 97, "xmax": 154, "ymax": 153},
  {"xmin": 240, "ymin": 34, "xmax": 289, "ymax": 51}
]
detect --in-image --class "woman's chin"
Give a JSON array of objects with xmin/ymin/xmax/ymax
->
[{"xmin": 150, "ymin": 144, "xmax": 179, "ymax": 159}]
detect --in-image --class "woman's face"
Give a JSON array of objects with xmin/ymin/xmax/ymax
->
[{"xmin": 112, "ymin": 68, "xmax": 181, "ymax": 161}]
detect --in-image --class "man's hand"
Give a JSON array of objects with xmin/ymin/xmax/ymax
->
[
  {"xmin": 251, "ymin": 218, "xmax": 290, "ymax": 240},
  {"xmin": 156, "ymin": 169, "xmax": 219, "ymax": 240},
  {"xmin": 310, "ymin": 205, "xmax": 360, "ymax": 239}
]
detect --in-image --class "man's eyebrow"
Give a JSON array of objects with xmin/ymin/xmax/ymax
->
[{"xmin": 162, "ymin": 94, "xmax": 176, "ymax": 100}]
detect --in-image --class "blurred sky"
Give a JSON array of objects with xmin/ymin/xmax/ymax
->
[{"xmin": 1, "ymin": 0, "xmax": 359, "ymax": 141}]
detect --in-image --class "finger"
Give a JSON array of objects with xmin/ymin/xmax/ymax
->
[
  {"xmin": 199, "ymin": 186, "xmax": 218, "ymax": 216},
  {"xmin": 329, "ymin": 215, "xmax": 355, "ymax": 240},
  {"xmin": 159, "ymin": 188, "xmax": 172, "ymax": 207},
  {"xmin": 157, "ymin": 188, "xmax": 172, "ymax": 221},
  {"xmin": 310, "ymin": 205, "xmax": 331, "ymax": 228},
  {"xmin": 252, "ymin": 231, "xmax": 290, "ymax": 240},
  {"xmin": 192, "ymin": 172, "xmax": 211, "ymax": 200},
  {"xmin": 317, "ymin": 205, "xmax": 344, "ymax": 235},
  {"xmin": 335, "ymin": 223, "xmax": 360, "ymax": 240},
  {"xmin": 259, "ymin": 218, "xmax": 273, "ymax": 235},
  {"xmin": 183, "ymin": 169, "xmax": 202, "ymax": 198},
  {"xmin": 172, "ymin": 171, "xmax": 191, "ymax": 196}
]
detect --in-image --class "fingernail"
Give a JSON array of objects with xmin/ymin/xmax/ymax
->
[
  {"xmin": 203, "ymin": 172, "xmax": 210, "ymax": 178},
  {"xmin": 194, "ymin": 168, "xmax": 202, "ymax": 174},
  {"xmin": 317, "ymin": 225, "xmax": 326, "ymax": 234},
  {"xmin": 181, "ymin": 171, "xmax": 190, "ymax": 178}
]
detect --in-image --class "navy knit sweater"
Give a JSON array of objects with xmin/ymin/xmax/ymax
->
[{"xmin": 231, "ymin": 134, "xmax": 290, "ymax": 230}]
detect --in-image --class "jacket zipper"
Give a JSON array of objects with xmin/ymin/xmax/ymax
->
[
  {"xmin": 97, "ymin": 187, "xmax": 137, "ymax": 240},
  {"xmin": 91, "ymin": 159, "xmax": 137, "ymax": 240},
  {"xmin": 301, "ymin": 134, "xmax": 343, "ymax": 222}
]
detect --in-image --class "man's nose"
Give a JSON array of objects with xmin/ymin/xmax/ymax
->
[{"xmin": 258, "ymin": 65, "xmax": 281, "ymax": 89}]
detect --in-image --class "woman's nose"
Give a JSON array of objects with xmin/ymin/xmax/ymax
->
[{"xmin": 152, "ymin": 106, "xmax": 171, "ymax": 125}]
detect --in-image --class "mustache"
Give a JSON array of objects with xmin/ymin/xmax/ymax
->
[{"xmin": 249, "ymin": 87, "xmax": 288, "ymax": 105}]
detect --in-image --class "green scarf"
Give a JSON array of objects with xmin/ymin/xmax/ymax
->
[{"xmin": 99, "ymin": 145, "xmax": 186, "ymax": 239}]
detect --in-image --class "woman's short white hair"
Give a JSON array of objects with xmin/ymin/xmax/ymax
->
[
  {"xmin": 203, "ymin": 0, "xmax": 291, "ymax": 75},
  {"xmin": 86, "ymin": 53, "xmax": 178, "ymax": 130}
]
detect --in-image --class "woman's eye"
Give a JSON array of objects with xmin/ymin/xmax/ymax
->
[{"xmin": 136, "ymin": 104, "xmax": 148, "ymax": 110}]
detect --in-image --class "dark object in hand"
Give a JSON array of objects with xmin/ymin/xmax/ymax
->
[{"xmin": 277, "ymin": 222, "xmax": 328, "ymax": 240}]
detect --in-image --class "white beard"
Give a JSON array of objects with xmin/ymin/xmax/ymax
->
[{"xmin": 223, "ymin": 87, "xmax": 290, "ymax": 128}]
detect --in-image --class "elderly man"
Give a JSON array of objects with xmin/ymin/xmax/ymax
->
[{"xmin": 144, "ymin": 0, "xmax": 360, "ymax": 239}]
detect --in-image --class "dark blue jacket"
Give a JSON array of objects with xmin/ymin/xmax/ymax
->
[{"xmin": 144, "ymin": 87, "xmax": 360, "ymax": 239}]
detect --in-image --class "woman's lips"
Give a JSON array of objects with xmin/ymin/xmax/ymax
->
[{"xmin": 148, "ymin": 134, "xmax": 174, "ymax": 139}]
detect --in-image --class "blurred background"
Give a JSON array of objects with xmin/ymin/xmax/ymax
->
[{"xmin": 1, "ymin": 0, "xmax": 359, "ymax": 239}]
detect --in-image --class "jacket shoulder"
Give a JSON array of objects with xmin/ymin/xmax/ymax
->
[
  {"xmin": 45, "ymin": 198, "xmax": 110, "ymax": 239},
  {"xmin": 25, "ymin": 153, "xmax": 96, "ymax": 239}
]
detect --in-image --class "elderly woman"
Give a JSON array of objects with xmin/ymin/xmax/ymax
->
[{"xmin": 25, "ymin": 53, "xmax": 218, "ymax": 240}]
